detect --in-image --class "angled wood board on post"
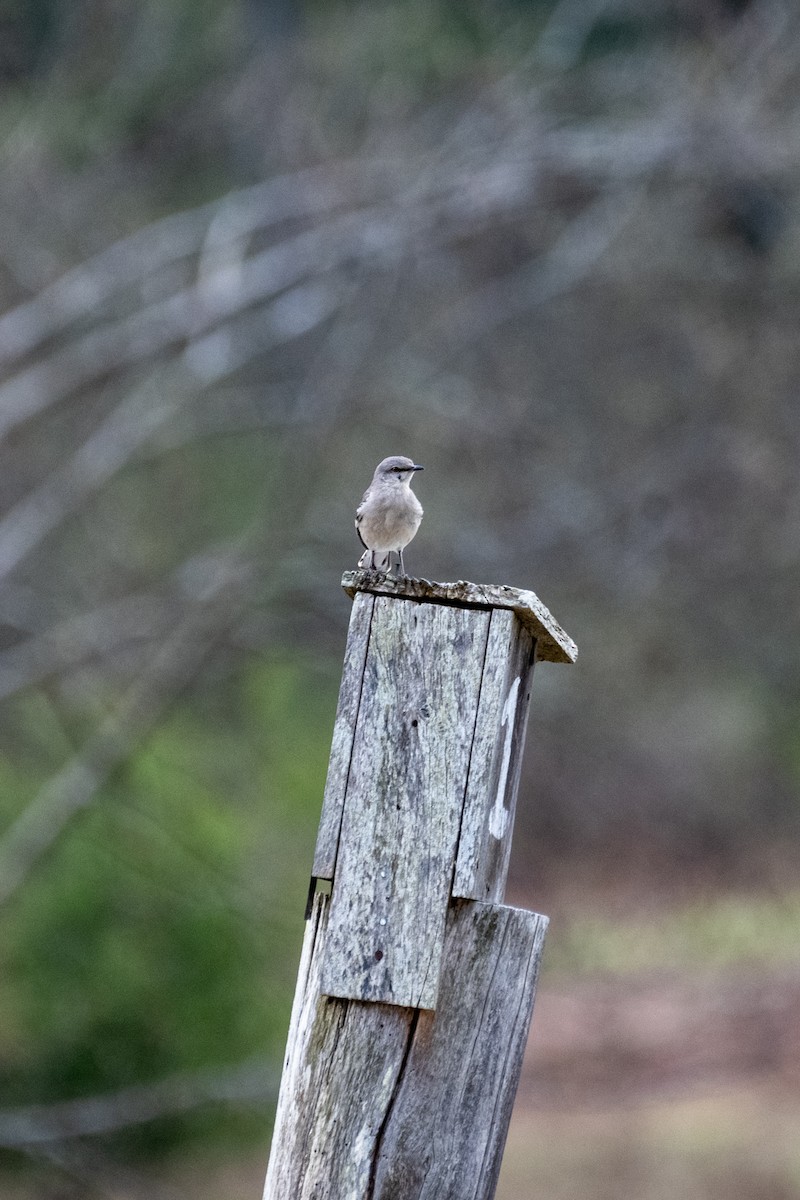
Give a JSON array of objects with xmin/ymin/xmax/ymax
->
[
  {"xmin": 263, "ymin": 561, "xmax": 577, "ymax": 1200},
  {"xmin": 341, "ymin": 569, "xmax": 578, "ymax": 664}
]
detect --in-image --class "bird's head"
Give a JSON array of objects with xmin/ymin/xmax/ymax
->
[{"xmin": 375, "ymin": 456, "xmax": 424, "ymax": 486}]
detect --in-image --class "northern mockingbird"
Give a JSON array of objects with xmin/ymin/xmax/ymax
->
[{"xmin": 355, "ymin": 456, "xmax": 424, "ymax": 576}]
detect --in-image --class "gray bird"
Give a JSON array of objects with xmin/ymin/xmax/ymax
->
[{"xmin": 355, "ymin": 456, "xmax": 424, "ymax": 577}]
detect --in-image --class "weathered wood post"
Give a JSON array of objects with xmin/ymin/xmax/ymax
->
[{"xmin": 263, "ymin": 570, "xmax": 577, "ymax": 1200}]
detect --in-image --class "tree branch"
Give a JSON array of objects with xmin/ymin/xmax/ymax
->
[
  {"xmin": 0, "ymin": 554, "xmax": 253, "ymax": 910},
  {"xmin": 0, "ymin": 1058, "xmax": 278, "ymax": 1148}
]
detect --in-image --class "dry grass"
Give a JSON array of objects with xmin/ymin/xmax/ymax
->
[{"xmin": 498, "ymin": 1084, "xmax": 800, "ymax": 1200}]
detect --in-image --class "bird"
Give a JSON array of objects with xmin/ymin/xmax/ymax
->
[{"xmin": 355, "ymin": 456, "xmax": 424, "ymax": 577}]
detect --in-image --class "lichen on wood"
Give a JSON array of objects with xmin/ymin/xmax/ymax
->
[
  {"xmin": 320, "ymin": 597, "xmax": 490, "ymax": 1009},
  {"xmin": 341, "ymin": 569, "xmax": 578, "ymax": 664},
  {"xmin": 263, "ymin": 893, "xmax": 548, "ymax": 1200}
]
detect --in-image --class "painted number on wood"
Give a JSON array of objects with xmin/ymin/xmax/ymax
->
[{"xmin": 489, "ymin": 675, "xmax": 520, "ymax": 840}]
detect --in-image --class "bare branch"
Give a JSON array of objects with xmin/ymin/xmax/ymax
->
[
  {"xmin": 0, "ymin": 133, "xmax": 703, "ymax": 443},
  {"xmin": 0, "ymin": 272, "xmax": 348, "ymax": 580},
  {"xmin": 0, "ymin": 379, "xmax": 181, "ymax": 583},
  {"xmin": 0, "ymin": 161, "xmax": 376, "ymax": 370},
  {"xmin": 0, "ymin": 1058, "xmax": 278, "ymax": 1148},
  {"xmin": 444, "ymin": 183, "xmax": 647, "ymax": 340},
  {"xmin": 0, "ymin": 211, "xmax": 379, "ymax": 440},
  {"xmin": 0, "ymin": 553, "xmax": 253, "ymax": 910},
  {"xmin": 0, "ymin": 593, "xmax": 174, "ymax": 700}
]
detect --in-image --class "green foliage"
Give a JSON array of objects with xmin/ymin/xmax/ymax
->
[
  {"xmin": 0, "ymin": 0, "xmax": 551, "ymax": 174},
  {"xmin": 1, "ymin": 0, "xmax": 237, "ymax": 156},
  {"xmin": 306, "ymin": 0, "xmax": 550, "ymax": 97},
  {"xmin": 79, "ymin": 431, "xmax": 279, "ymax": 583},
  {"xmin": 0, "ymin": 656, "xmax": 337, "ymax": 1157}
]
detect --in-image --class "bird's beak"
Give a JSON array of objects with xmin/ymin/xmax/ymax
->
[{"xmin": 412, "ymin": 464, "xmax": 424, "ymax": 471}]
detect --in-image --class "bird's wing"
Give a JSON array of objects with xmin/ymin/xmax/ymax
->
[{"xmin": 355, "ymin": 500, "xmax": 368, "ymax": 549}]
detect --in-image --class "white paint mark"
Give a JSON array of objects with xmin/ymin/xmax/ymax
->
[{"xmin": 489, "ymin": 676, "xmax": 520, "ymax": 840}]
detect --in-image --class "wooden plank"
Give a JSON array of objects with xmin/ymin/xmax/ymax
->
[
  {"xmin": 341, "ymin": 569, "xmax": 578, "ymax": 664},
  {"xmin": 262, "ymin": 894, "xmax": 414, "ymax": 1200},
  {"xmin": 263, "ymin": 893, "xmax": 548, "ymax": 1200},
  {"xmin": 372, "ymin": 900, "xmax": 548, "ymax": 1200},
  {"xmin": 320, "ymin": 598, "xmax": 490, "ymax": 1009},
  {"xmin": 312, "ymin": 591, "xmax": 375, "ymax": 878},
  {"xmin": 453, "ymin": 609, "xmax": 537, "ymax": 903}
]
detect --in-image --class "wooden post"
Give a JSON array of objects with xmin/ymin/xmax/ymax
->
[{"xmin": 263, "ymin": 570, "xmax": 576, "ymax": 1200}]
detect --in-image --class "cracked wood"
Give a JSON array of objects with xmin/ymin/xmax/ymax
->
[
  {"xmin": 263, "ymin": 893, "xmax": 548, "ymax": 1200},
  {"xmin": 319, "ymin": 597, "xmax": 489, "ymax": 1008},
  {"xmin": 313, "ymin": 590, "xmax": 375, "ymax": 879}
]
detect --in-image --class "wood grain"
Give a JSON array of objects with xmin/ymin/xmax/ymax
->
[
  {"xmin": 372, "ymin": 899, "xmax": 548, "ymax": 1200},
  {"xmin": 319, "ymin": 597, "xmax": 490, "ymax": 1009},
  {"xmin": 312, "ymin": 591, "xmax": 375, "ymax": 879},
  {"xmin": 263, "ymin": 896, "xmax": 413, "ymax": 1200},
  {"xmin": 341, "ymin": 569, "xmax": 578, "ymax": 664},
  {"xmin": 452, "ymin": 608, "xmax": 537, "ymax": 903},
  {"xmin": 263, "ymin": 893, "xmax": 548, "ymax": 1200}
]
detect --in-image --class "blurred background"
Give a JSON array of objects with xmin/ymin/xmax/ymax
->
[{"xmin": 0, "ymin": 0, "xmax": 798, "ymax": 1196}]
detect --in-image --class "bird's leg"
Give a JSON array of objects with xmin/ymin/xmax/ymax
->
[{"xmin": 398, "ymin": 548, "xmax": 405, "ymax": 577}]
